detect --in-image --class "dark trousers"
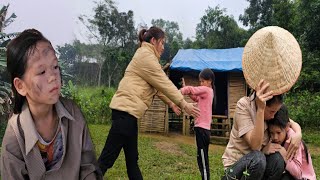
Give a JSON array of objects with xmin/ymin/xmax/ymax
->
[
  {"xmin": 194, "ymin": 127, "xmax": 211, "ymax": 180},
  {"xmin": 263, "ymin": 152, "xmax": 287, "ymax": 180},
  {"xmin": 98, "ymin": 110, "xmax": 143, "ymax": 180},
  {"xmin": 222, "ymin": 151, "xmax": 286, "ymax": 180}
]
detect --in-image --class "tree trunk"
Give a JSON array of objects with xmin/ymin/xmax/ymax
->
[
  {"xmin": 108, "ymin": 75, "xmax": 111, "ymax": 88},
  {"xmin": 98, "ymin": 63, "xmax": 102, "ymax": 86}
]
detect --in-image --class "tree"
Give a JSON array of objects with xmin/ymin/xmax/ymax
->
[
  {"xmin": 195, "ymin": 6, "xmax": 248, "ymax": 49},
  {"xmin": 0, "ymin": 4, "xmax": 17, "ymax": 117},
  {"xmin": 151, "ymin": 19, "xmax": 183, "ymax": 62},
  {"xmin": 79, "ymin": 0, "xmax": 136, "ymax": 87},
  {"xmin": 292, "ymin": 0, "xmax": 320, "ymax": 91},
  {"xmin": 56, "ymin": 43, "xmax": 77, "ymax": 65},
  {"xmin": 183, "ymin": 38, "xmax": 194, "ymax": 49},
  {"xmin": 239, "ymin": 0, "xmax": 296, "ymax": 32}
]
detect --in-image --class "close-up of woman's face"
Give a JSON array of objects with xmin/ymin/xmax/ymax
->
[
  {"xmin": 153, "ymin": 38, "xmax": 165, "ymax": 55},
  {"xmin": 264, "ymin": 102, "xmax": 282, "ymax": 121}
]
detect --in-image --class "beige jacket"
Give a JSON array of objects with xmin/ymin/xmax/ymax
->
[
  {"xmin": 0, "ymin": 98, "xmax": 102, "ymax": 180},
  {"xmin": 110, "ymin": 42, "xmax": 187, "ymax": 119}
]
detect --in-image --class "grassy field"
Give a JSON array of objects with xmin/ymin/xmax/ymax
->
[
  {"xmin": 90, "ymin": 124, "xmax": 320, "ymax": 179},
  {"xmin": 0, "ymin": 124, "xmax": 319, "ymax": 179}
]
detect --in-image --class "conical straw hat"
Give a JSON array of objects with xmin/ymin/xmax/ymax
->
[{"xmin": 242, "ymin": 26, "xmax": 302, "ymax": 95}]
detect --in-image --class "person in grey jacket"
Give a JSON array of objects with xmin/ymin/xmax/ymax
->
[
  {"xmin": 0, "ymin": 29, "xmax": 102, "ymax": 180},
  {"xmin": 98, "ymin": 26, "xmax": 200, "ymax": 179}
]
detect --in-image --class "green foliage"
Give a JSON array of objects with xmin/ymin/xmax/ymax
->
[
  {"xmin": 151, "ymin": 19, "xmax": 184, "ymax": 61},
  {"xmin": 0, "ymin": 4, "xmax": 17, "ymax": 118},
  {"xmin": 71, "ymin": 87, "xmax": 115, "ymax": 124},
  {"xmin": 0, "ymin": 117, "xmax": 7, "ymax": 146},
  {"xmin": 239, "ymin": 0, "xmax": 296, "ymax": 31},
  {"xmin": 78, "ymin": 0, "xmax": 137, "ymax": 87},
  {"xmin": 285, "ymin": 91, "xmax": 320, "ymax": 129},
  {"xmin": 296, "ymin": 0, "xmax": 320, "ymax": 52},
  {"xmin": 294, "ymin": 49, "xmax": 320, "ymax": 92},
  {"xmin": 195, "ymin": 6, "xmax": 249, "ymax": 49}
]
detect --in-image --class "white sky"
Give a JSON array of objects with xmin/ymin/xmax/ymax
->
[{"xmin": 1, "ymin": 0, "xmax": 249, "ymax": 47}]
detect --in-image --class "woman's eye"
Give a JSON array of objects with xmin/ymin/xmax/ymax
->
[
  {"xmin": 54, "ymin": 65, "xmax": 59, "ymax": 69},
  {"xmin": 39, "ymin": 71, "xmax": 45, "ymax": 75}
]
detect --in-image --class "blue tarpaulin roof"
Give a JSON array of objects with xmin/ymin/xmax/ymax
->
[{"xmin": 170, "ymin": 47, "xmax": 244, "ymax": 72}]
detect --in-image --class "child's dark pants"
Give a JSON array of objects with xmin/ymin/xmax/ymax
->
[{"xmin": 195, "ymin": 127, "xmax": 211, "ymax": 180}]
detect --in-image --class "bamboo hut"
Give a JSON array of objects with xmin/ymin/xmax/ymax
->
[{"xmin": 139, "ymin": 48, "xmax": 248, "ymax": 140}]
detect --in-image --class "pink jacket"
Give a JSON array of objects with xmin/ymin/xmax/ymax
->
[
  {"xmin": 180, "ymin": 86, "xmax": 213, "ymax": 130},
  {"xmin": 284, "ymin": 128, "xmax": 316, "ymax": 180}
]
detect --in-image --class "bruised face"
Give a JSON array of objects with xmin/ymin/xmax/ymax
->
[
  {"xmin": 269, "ymin": 125, "xmax": 288, "ymax": 144},
  {"xmin": 15, "ymin": 41, "xmax": 61, "ymax": 105},
  {"xmin": 264, "ymin": 102, "xmax": 282, "ymax": 120}
]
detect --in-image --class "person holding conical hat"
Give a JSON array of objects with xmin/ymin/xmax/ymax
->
[{"xmin": 221, "ymin": 26, "xmax": 303, "ymax": 180}]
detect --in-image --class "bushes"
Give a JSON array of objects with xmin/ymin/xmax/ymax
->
[
  {"xmin": 285, "ymin": 91, "xmax": 320, "ymax": 129},
  {"xmin": 71, "ymin": 86, "xmax": 115, "ymax": 124}
]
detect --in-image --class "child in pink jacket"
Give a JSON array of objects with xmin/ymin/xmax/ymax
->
[
  {"xmin": 180, "ymin": 68, "xmax": 215, "ymax": 180},
  {"xmin": 267, "ymin": 105, "xmax": 316, "ymax": 180}
]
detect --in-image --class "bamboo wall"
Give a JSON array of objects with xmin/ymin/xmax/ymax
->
[
  {"xmin": 228, "ymin": 72, "xmax": 247, "ymax": 119},
  {"xmin": 139, "ymin": 96, "xmax": 167, "ymax": 133}
]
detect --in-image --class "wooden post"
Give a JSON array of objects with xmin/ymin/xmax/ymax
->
[
  {"xmin": 182, "ymin": 113, "xmax": 186, "ymax": 135},
  {"xmin": 185, "ymin": 115, "xmax": 190, "ymax": 135},
  {"xmin": 165, "ymin": 105, "xmax": 169, "ymax": 134}
]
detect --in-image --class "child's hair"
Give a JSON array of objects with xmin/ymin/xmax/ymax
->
[
  {"xmin": 268, "ymin": 104, "xmax": 310, "ymax": 163},
  {"xmin": 138, "ymin": 26, "xmax": 165, "ymax": 46},
  {"xmin": 6, "ymin": 29, "xmax": 51, "ymax": 114},
  {"xmin": 267, "ymin": 104, "xmax": 289, "ymax": 129},
  {"xmin": 199, "ymin": 68, "xmax": 216, "ymax": 112}
]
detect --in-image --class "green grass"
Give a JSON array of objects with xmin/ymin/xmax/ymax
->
[{"xmin": 90, "ymin": 124, "xmax": 226, "ymax": 179}]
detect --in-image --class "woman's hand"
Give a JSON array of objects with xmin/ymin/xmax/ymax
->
[
  {"xmin": 262, "ymin": 141, "xmax": 282, "ymax": 155},
  {"xmin": 286, "ymin": 133, "xmax": 302, "ymax": 160},
  {"xmin": 255, "ymin": 79, "xmax": 274, "ymax": 110},
  {"xmin": 279, "ymin": 147, "xmax": 288, "ymax": 163},
  {"xmin": 184, "ymin": 103, "xmax": 200, "ymax": 118},
  {"xmin": 170, "ymin": 103, "xmax": 181, "ymax": 116}
]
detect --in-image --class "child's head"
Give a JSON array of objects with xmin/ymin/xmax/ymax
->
[
  {"xmin": 199, "ymin": 68, "xmax": 215, "ymax": 88},
  {"xmin": 267, "ymin": 104, "xmax": 290, "ymax": 144},
  {"xmin": 6, "ymin": 29, "xmax": 61, "ymax": 114}
]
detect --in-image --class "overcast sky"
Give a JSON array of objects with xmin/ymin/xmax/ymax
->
[{"xmin": 2, "ymin": 0, "xmax": 249, "ymax": 47}]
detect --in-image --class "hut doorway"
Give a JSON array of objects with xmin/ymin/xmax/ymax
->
[{"xmin": 213, "ymin": 72, "xmax": 228, "ymax": 116}]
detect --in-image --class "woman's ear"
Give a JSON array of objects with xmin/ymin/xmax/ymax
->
[
  {"xmin": 14, "ymin": 77, "xmax": 27, "ymax": 96},
  {"xmin": 150, "ymin": 37, "xmax": 156, "ymax": 45}
]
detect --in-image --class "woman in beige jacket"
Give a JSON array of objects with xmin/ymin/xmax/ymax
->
[{"xmin": 98, "ymin": 26, "xmax": 200, "ymax": 179}]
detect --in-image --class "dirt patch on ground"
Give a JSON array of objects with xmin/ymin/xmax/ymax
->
[
  {"xmin": 143, "ymin": 132, "xmax": 226, "ymax": 153},
  {"xmin": 154, "ymin": 141, "xmax": 186, "ymax": 156}
]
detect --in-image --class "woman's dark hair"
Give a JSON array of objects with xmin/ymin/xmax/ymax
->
[
  {"xmin": 138, "ymin": 26, "xmax": 165, "ymax": 46},
  {"xmin": 268, "ymin": 104, "xmax": 310, "ymax": 164},
  {"xmin": 266, "ymin": 94, "xmax": 284, "ymax": 107},
  {"xmin": 6, "ymin": 29, "xmax": 51, "ymax": 114},
  {"xmin": 199, "ymin": 68, "xmax": 217, "ymax": 112}
]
